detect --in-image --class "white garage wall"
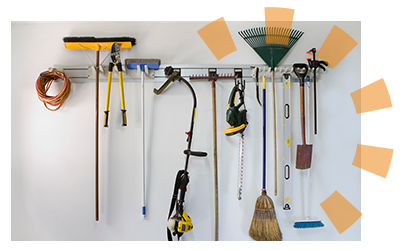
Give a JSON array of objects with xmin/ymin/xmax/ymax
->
[{"xmin": 11, "ymin": 21, "xmax": 360, "ymax": 241}]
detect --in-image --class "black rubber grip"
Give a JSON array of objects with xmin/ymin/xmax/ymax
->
[{"xmin": 183, "ymin": 150, "xmax": 207, "ymax": 157}]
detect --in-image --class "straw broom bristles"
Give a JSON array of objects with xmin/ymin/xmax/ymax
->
[{"xmin": 249, "ymin": 190, "xmax": 282, "ymax": 241}]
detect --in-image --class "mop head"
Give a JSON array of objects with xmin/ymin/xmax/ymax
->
[
  {"xmin": 249, "ymin": 190, "xmax": 282, "ymax": 241},
  {"xmin": 125, "ymin": 59, "xmax": 161, "ymax": 71},
  {"xmin": 293, "ymin": 220, "xmax": 324, "ymax": 229}
]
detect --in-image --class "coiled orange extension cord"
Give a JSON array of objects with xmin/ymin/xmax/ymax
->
[{"xmin": 36, "ymin": 69, "xmax": 71, "ymax": 111}]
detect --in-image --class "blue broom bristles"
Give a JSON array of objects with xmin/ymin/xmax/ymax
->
[{"xmin": 293, "ymin": 220, "xmax": 324, "ymax": 229}]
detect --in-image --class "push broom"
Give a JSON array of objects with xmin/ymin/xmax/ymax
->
[
  {"xmin": 239, "ymin": 27, "xmax": 304, "ymax": 196},
  {"xmin": 63, "ymin": 36, "xmax": 136, "ymax": 221}
]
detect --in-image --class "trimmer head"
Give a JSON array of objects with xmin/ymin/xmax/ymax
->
[{"xmin": 296, "ymin": 144, "xmax": 313, "ymax": 170}]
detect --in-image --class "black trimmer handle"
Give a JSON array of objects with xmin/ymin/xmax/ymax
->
[{"xmin": 183, "ymin": 150, "xmax": 208, "ymax": 157}]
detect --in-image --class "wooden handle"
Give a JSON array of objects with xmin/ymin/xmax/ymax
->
[
  {"xmin": 300, "ymin": 85, "xmax": 306, "ymax": 144},
  {"xmin": 272, "ymin": 71, "xmax": 277, "ymax": 197}
]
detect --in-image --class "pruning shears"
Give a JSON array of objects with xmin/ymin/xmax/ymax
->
[{"xmin": 104, "ymin": 42, "xmax": 127, "ymax": 127}]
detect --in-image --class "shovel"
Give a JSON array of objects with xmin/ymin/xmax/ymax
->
[{"xmin": 293, "ymin": 63, "xmax": 312, "ymax": 170}]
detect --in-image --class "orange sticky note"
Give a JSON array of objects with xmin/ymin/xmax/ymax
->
[
  {"xmin": 316, "ymin": 25, "xmax": 358, "ymax": 69},
  {"xmin": 320, "ymin": 191, "xmax": 362, "ymax": 234},
  {"xmin": 264, "ymin": 7, "xmax": 295, "ymax": 45},
  {"xmin": 353, "ymin": 144, "xmax": 393, "ymax": 178},
  {"xmin": 351, "ymin": 78, "xmax": 392, "ymax": 114},
  {"xmin": 197, "ymin": 17, "xmax": 237, "ymax": 60}
]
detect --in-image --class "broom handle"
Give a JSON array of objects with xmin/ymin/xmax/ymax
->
[
  {"xmin": 262, "ymin": 76, "xmax": 267, "ymax": 190},
  {"xmin": 95, "ymin": 50, "xmax": 100, "ymax": 221}
]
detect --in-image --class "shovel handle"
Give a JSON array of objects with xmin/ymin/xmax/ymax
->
[{"xmin": 300, "ymin": 85, "xmax": 306, "ymax": 144}]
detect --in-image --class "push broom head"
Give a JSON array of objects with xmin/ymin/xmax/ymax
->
[
  {"xmin": 294, "ymin": 219, "xmax": 324, "ymax": 229},
  {"xmin": 238, "ymin": 27, "xmax": 304, "ymax": 70},
  {"xmin": 249, "ymin": 190, "xmax": 282, "ymax": 241},
  {"xmin": 63, "ymin": 36, "xmax": 136, "ymax": 51}
]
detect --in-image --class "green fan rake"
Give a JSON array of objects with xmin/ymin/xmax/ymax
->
[
  {"xmin": 238, "ymin": 27, "xmax": 304, "ymax": 70},
  {"xmin": 238, "ymin": 26, "xmax": 304, "ymax": 197}
]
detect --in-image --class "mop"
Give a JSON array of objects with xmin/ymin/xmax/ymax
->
[{"xmin": 126, "ymin": 59, "xmax": 161, "ymax": 218}]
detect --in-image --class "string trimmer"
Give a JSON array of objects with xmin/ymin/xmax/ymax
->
[{"xmin": 154, "ymin": 66, "xmax": 208, "ymax": 241}]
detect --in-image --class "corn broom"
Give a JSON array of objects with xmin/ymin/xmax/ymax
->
[{"xmin": 248, "ymin": 76, "xmax": 282, "ymax": 241}]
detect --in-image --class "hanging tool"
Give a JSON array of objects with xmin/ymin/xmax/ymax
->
[
  {"xmin": 223, "ymin": 71, "xmax": 248, "ymax": 200},
  {"xmin": 35, "ymin": 68, "xmax": 71, "ymax": 111},
  {"xmin": 103, "ymin": 42, "xmax": 127, "ymax": 127},
  {"xmin": 294, "ymin": 71, "xmax": 324, "ymax": 229},
  {"xmin": 238, "ymin": 26, "xmax": 304, "ymax": 196},
  {"xmin": 282, "ymin": 73, "xmax": 292, "ymax": 210},
  {"xmin": 306, "ymin": 48, "xmax": 328, "ymax": 135},
  {"xmin": 254, "ymin": 67, "xmax": 262, "ymax": 106},
  {"xmin": 126, "ymin": 59, "xmax": 161, "ymax": 218},
  {"xmin": 248, "ymin": 76, "xmax": 282, "ymax": 241},
  {"xmin": 293, "ymin": 63, "xmax": 312, "ymax": 170},
  {"xmin": 63, "ymin": 36, "xmax": 136, "ymax": 221},
  {"xmin": 189, "ymin": 69, "xmax": 236, "ymax": 241},
  {"xmin": 154, "ymin": 66, "xmax": 207, "ymax": 241}
]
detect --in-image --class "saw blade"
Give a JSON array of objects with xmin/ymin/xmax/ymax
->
[{"xmin": 237, "ymin": 132, "xmax": 244, "ymax": 200}]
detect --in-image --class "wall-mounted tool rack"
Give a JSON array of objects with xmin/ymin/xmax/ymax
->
[{"xmin": 53, "ymin": 64, "xmax": 326, "ymax": 83}]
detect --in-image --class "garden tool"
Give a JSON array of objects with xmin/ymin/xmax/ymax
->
[
  {"xmin": 223, "ymin": 76, "xmax": 248, "ymax": 200},
  {"xmin": 189, "ymin": 69, "xmax": 236, "ymax": 240},
  {"xmin": 239, "ymin": 26, "xmax": 304, "ymax": 196},
  {"xmin": 154, "ymin": 66, "xmax": 207, "ymax": 241},
  {"xmin": 104, "ymin": 42, "xmax": 127, "ymax": 127},
  {"xmin": 306, "ymin": 48, "xmax": 328, "ymax": 135},
  {"xmin": 293, "ymin": 63, "xmax": 312, "ymax": 170}
]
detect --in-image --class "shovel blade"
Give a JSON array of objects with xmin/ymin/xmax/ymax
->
[{"xmin": 296, "ymin": 144, "xmax": 313, "ymax": 169}]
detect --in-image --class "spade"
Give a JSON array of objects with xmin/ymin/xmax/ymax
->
[{"xmin": 293, "ymin": 63, "xmax": 312, "ymax": 170}]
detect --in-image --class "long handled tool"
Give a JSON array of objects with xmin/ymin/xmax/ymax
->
[
  {"xmin": 189, "ymin": 69, "xmax": 236, "ymax": 241},
  {"xmin": 155, "ymin": 66, "xmax": 207, "ymax": 241},
  {"xmin": 63, "ymin": 36, "xmax": 136, "ymax": 221},
  {"xmin": 223, "ymin": 77, "xmax": 248, "ymax": 200},
  {"xmin": 126, "ymin": 59, "xmax": 161, "ymax": 218},
  {"xmin": 238, "ymin": 27, "xmax": 304, "ymax": 196},
  {"xmin": 248, "ymin": 76, "xmax": 282, "ymax": 241},
  {"xmin": 104, "ymin": 42, "xmax": 128, "ymax": 127},
  {"xmin": 293, "ymin": 63, "xmax": 312, "ymax": 170},
  {"xmin": 293, "ymin": 65, "xmax": 324, "ymax": 229},
  {"xmin": 306, "ymin": 48, "xmax": 328, "ymax": 135}
]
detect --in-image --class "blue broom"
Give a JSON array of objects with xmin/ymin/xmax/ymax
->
[{"xmin": 293, "ymin": 169, "xmax": 324, "ymax": 228}]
